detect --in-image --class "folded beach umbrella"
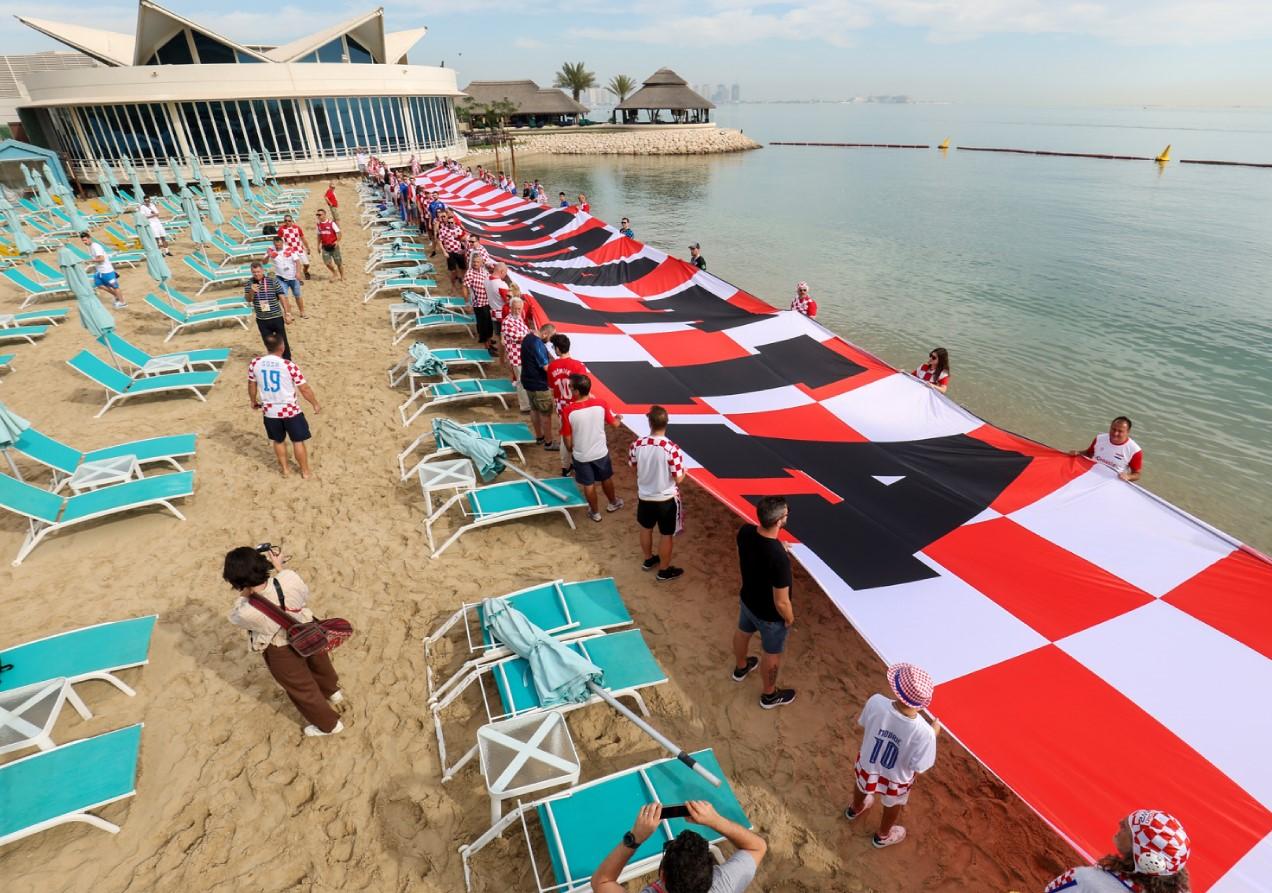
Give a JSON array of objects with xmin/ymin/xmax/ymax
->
[
  {"xmin": 20, "ymin": 163, "xmax": 35, "ymax": 189},
  {"xmin": 0, "ymin": 190, "xmax": 12, "ymax": 213},
  {"xmin": 402, "ymin": 290, "xmax": 441, "ymax": 314},
  {"xmin": 223, "ymin": 166, "xmax": 242, "ymax": 211},
  {"xmin": 432, "ymin": 417, "xmax": 505, "ymax": 480},
  {"xmin": 59, "ymin": 243, "xmax": 119, "ymax": 366},
  {"xmin": 189, "ymin": 155, "xmax": 203, "ymax": 181},
  {"xmin": 481, "ymin": 599, "xmax": 723, "ymax": 786},
  {"xmin": 168, "ymin": 157, "xmax": 187, "ymax": 191},
  {"xmin": 135, "ymin": 209, "xmax": 171, "ymax": 284},
  {"xmin": 179, "ymin": 187, "xmax": 210, "ymax": 246},
  {"xmin": 128, "ymin": 165, "xmax": 145, "ymax": 205},
  {"xmin": 54, "ymin": 183, "xmax": 89, "ymax": 231},
  {"xmin": 237, "ymin": 166, "xmax": 256, "ymax": 202},
  {"xmin": 249, "ymin": 151, "xmax": 266, "ymax": 187},
  {"xmin": 263, "ymin": 149, "xmax": 277, "ymax": 181},
  {"xmin": 0, "ymin": 399, "xmax": 31, "ymax": 479},
  {"xmin": 200, "ymin": 174, "xmax": 224, "ymax": 226},
  {"xmin": 32, "ymin": 173, "xmax": 55, "ymax": 210},
  {"xmin": 97, "ymin": 159, "xmax": 119, "ymax": 189},
  {"xmin": 153, "ymin": 165, "xmax": 173, "ymax": 199},
  {"xmin": 41, "ymin": 164, "xmax": 58, "ymax": 190},
  {"xmin": 101, "ymin": 181, "xmax": 123, "ymax": 215},
  {"xmin": 5, "ymin": 209, "xmax": 37, "ymax": 255}
]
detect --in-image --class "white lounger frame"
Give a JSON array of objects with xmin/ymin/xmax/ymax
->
[
  {"xmin": 397, "ymin": 427, "xmax": 528, "ymax": 482},
  {"xmin": 12, "ymin": 496, "xmax": 187, "ymax": 565},
  {"xmin": 426, "ymin": 481, "xmax": 579, "ymax": 560},
  {"xmin": 89, "ymin": 380, "xmax": 214, "ymax": 418},
  {"xmin": 399, "ymin": 379, "xmax": 509, "ymax": 427},
  {"xmin": 430, "ymin": 630, "xmax": 658, "ymax": 782}
]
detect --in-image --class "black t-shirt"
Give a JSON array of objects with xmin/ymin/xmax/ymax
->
[
  {"xmin": 692, "ymin": 255, "xmax": 707, "ymax": 270},
  {"xmin": 736, "ymin": 525, "xmax": 791, "ymax": 621}
]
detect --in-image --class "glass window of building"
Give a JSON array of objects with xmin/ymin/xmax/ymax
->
[
  {"xmin": 314, "ymin": 39, "xmax": 345, "ymax": 64},
  {"xmin": 148, "ymin": 31, "xmax": 194, "ymax": 65},
  {"xmin": 191, "ymin": 31, "xmax": 238, "ymax": 65},
  {"xmin": 345, "ymin": 35, "xmax": 374, "ymax": 64}
]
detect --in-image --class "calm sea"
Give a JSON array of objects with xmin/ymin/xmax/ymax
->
[{"xmin": 515, "ymin": 104, "xmax": 1272, "ymax": 552}]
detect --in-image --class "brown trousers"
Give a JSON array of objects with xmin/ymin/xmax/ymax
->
[{"xmin": 262, "ymin": 644, "xmax": 341, "ymax": 732}]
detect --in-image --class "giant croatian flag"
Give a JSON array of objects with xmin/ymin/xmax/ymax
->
[{"xmin": 422, "ymin": 167, "xmax": 1272, "ymax": 890}]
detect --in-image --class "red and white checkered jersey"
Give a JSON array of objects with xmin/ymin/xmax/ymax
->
[
  {"xmin": 502, "ymin": 313, "xmax": 529, "ymax": 362},
  {"xmin": 561, "ymin": 396, "xmax": 617, "ymax": 463},
  {"xmin": 547, "ymin": 356, "xmax": 588, "ymax": 406},
  {"xmin": 914, "ymin": 362, "xmax": 949, "ymax": 386},
  {"xmin": 437, "ymin": 221, "xmax": 465, "ymax": 255},
  {"xmin": 628, "ymin": 435, "xmax": 684, "ymax": 501},
  {"xmin": 855, "ymin": 693, "xmax": 937, "ymax": 789},
  {"xmin": 1044, "ymin": 867, "xmax": 1141, "ymax": 892},
  {"xmin": 1084, "ymin": 433, "xmax": 1143, "ymax": 474},
  {"xmin": 791, "ymin": 293, "xmax": 817, "ymax": 317},
  {"xmin": 248, "ymin": 354, "xmax": 306, "ymax": 419},
  {"xmin": 464, "ymin": 245, "xmax": 490, "ymax": 283},
  {"xmin": 277, "ymin": 222, "xmax": 306, "ymax": 255}
]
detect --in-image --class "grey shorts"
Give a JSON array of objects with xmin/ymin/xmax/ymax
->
[{"xmin": 738, "ymin": 602, "xmax": 788, "ymax": 654}]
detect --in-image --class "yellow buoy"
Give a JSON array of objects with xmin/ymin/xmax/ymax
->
[
  {"xmin": 938, "ymin": 138, "xmax": 950, "ymax": 150},
  {"xmin": 1155, "ymin": 144, "xmax": 1171, "ymax": 163}
]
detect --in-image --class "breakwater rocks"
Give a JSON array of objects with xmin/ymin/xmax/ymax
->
[{"xmin": 516, "ymin": 127, "xmax": 761, "ymax": 157}]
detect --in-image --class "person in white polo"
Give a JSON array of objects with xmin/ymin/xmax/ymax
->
[{"xmin": 1071, "ymin": 416, "xmax": 1143, "ymax": 482}]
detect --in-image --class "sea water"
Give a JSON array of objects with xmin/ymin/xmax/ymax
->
[{"xmin": 513, "ymin": 104, "xmax": 1272, "ymax": 551}]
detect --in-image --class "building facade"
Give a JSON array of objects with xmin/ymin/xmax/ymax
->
[{"xmin": 14, "ymin": 2, "xmax": 466, "ymax": 185}]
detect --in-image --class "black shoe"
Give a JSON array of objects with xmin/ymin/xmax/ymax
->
[
  {"xmin": 641, "ymin": 556, "xmax": 659, "ymax": 571},
  {"xmin": 731, "ymin": 656, "xmax": 759, "ymax": 683},
  {"xmin": 760, "ymin": 688, "xmax": 796, "ymax": 709},
  {"xmin": 655, "ymin": 566, "xmax": 684, "ymax": 582}
]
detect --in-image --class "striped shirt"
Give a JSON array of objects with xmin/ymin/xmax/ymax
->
[{"xmin": 245, "ymin": 277, "xmax": 285, "ymax": 320}]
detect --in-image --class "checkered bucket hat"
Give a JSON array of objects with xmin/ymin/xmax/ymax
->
[
  {"xmin": 1128, "ymin": 810, "xmax": 1190, "ymax": 876},
  {"xmin": 795, "ymin": 281, "xmax": 809, "ymax": 293},
  {"xmin": 887, "ymin": 662, "xmax": 934, "ymax": 709}
]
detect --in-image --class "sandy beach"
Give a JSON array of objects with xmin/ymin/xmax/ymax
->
[{"xmin": 0, "ymin": 180, "xmax": 1079, "ymax": 892}]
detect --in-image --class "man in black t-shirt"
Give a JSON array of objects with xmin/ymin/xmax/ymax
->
[{"xmin": 732, "ymin": 495, "xmax": 796, "ymax": 709}]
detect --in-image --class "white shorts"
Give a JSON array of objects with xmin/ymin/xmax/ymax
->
[{"xmin": 148, "ymin": 219, "xmax": 167, "ymax": 239}]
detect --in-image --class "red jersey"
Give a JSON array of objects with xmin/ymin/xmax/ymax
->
[
  {"xmin": 324, "ymin": 187, "xmax": 338, "ymax": 209},
  {"xmin": 547, "ymin": 357, "xmax": 588, "ymax": 406}
]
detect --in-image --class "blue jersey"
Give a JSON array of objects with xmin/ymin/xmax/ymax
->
[{"xmin": 427, "ymin": 200, "xmax": 444, "ymax": 219}]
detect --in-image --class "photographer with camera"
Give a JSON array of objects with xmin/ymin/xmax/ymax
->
[
  {"xmin": 224, "ymin": 544, "xmax": 347, "ymax": 737},
  {"xmin": 591, "ymin": 800, "xmax": 765, "ymax": 893}
]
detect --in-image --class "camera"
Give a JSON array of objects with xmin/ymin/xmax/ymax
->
[{"xmin": 255, "ymin": 542, "xmax": 274, "ymax": 553}]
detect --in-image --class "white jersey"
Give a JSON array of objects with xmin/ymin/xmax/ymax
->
[
  {"xmin": 1088, "ymin": 433, "xmax": 1142, "ymax": 474},
  {"xmin": 1045, "ymin": 866, "xmax": 1138, "ymax": 892},
  {"xmin": 628, "ymin": 435, "xmax": 684, "ymax": 501},
  {"xmin": 248, "ymin": 354, "xmax": 305, "ymax": 419},
  {"xmin": 89, "ymin": 242, "xmax": 114, "ymax": 275},
  {"xmin": 139, "ymin": 202, "xmax": 166, "ymax": 237},
  {"xmin": 856, "ymin": 693, "xmax": 937, "ymax": 788}
]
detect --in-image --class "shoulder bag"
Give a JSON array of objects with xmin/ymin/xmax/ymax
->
[{"xmin": 248, "ymin": 579, "xmax": 353, "ymax": 657}]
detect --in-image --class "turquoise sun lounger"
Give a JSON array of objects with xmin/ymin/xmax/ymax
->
[
  {"xmin": 0, "ymin": 470, "xmax": 194, "ymax": 565},
  {"xmin": 391, "ymin": 311, "xmax": 476, "ymax": 346},
  {"xmin": 0, "ymin": 616, "xmax": 158, "ymax": 718},
  {"xmin": 98, "ymin": 331, "xmax": 230, "ymax": 373},
  {"xmin": 399, "ymin": 377, "xmax": 516, "ymax": 427},
  {"xmin": 0, "ymin": 354, "xmax": 12, "ymax": 372},
  {"xmin": 0, "ymin": 325, "xmax": 49, "ymax": 346},
  {"xmin": 398, "ymin": 420, "xmax": 536, "ymax": 480},
  {"xmin": 423, "ymin": 577, "xmax": 632, "ymax": 703},
  {"xmin": 459, "ymin": 748, "xmax": 749, "ymax": 893},
  {"xmin": 66, "ymin": 350, "xmax": 218, "ymax": 417},
  {"xmin": 364, "ymin": 275, "xmax": 439, "ymax": 303},
  {"xmin": 183, "ymin": 255, "xmax": 254, "ymax": 295},
  {"xmin": 426, "ymin": 476, "xmax": 586, "ymax": 559},
  {"xmin": 0, "ymin": 724, "xmax": 144, "ymax": 847},
  {"xmin": 144, "ymin": 293, "xmax": 251, "ymax": 341},
  {"xmin": 388, "ymin": 345, "xmax": 493, "ymax": 389},
  {"xmin": 431, "ymin": 628, "xmax": 667, "ymax": 780},
  {"xmin": 3, "ymin": 268, "xmax": 72, "ymax": 309},
  {"xmin": 5, "ymin": 307, "xmax": 68, "ymax": 327},
  {"xmin": 6, "ymin": 424, "xmax": 196, "ymax": 489}
]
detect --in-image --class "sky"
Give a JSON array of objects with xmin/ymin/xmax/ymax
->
[{"xmin": 5, "ymin": 0, "xmax": 1272, "ymax": 106}]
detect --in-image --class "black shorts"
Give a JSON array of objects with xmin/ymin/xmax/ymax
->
[
  {"xmin": 637, "ymin": 498, "xmax": 677, "ymax": 535},
  {"xmin": 574, "ymin": 455, "xmax": 614, "ymax": 486},
  {"xmin": 263, "ymin": 413, "xmax": 311, "ymax": 444},
  {"xmin": 446, "ymin": 251, "xmax": 466, "ymax": 271}
]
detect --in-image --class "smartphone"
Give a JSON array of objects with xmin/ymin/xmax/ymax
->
[{"xmin": 660, "ymin": 804, "xmax": 690, "ymax": 819}]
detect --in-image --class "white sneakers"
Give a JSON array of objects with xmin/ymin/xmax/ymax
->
[
  {"xmin": 328, "ymin": 690, "xmax": 344, "ymax": 704},
  {"xmin": 303, "ymin": 720, "xmax": 344, "ymax": 737}
]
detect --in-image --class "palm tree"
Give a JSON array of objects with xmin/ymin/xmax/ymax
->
[
  {"xmin": 553, "ymin": 61, "xmax": 597, "ymax": 102},
  {"xmin": 606, "ymin": 74, "xmax": 637, "ymax": 104}
]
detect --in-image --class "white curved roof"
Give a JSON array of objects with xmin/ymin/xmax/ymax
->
[{"xmin": 13, "ymin": 18, "xmax": 135, "ymax": 67}]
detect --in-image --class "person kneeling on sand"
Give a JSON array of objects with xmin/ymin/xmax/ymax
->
[
  {"xmin": 842, "ymin": 663, "xmax": 941, "ymax": 848},
  {"xmin": 225, "ymin": 545, "xmax": 346, "ymax": 737},
  {"xmin": 1045, "ymin": 811, "xmax": 1190, "ymax": 892},
  {"xmin": 248, "ymin": 332, "xmax": 321, "ymax": 479},
  {"xmin": 591, "ymin": 801, "xmax": 766, "ymax": 893}
]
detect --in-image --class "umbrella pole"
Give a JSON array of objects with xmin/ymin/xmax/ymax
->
[
  {"xmin": 3, "ymin": 447, "xmax": 24, "ymax": 481},
  {"xmin": 586, "ymin": 682, "xmax": 723, "ymax": 787},
  {"xmin": 502, "ymin": 462, "xmax": 570, "ymax": 502}
]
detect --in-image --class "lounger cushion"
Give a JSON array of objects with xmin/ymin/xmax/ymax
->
[
  {"xmin": 493, "ymin": 629, "xmax": 663, "ymax": 715},
  {"xmin": 85, "ymin": 434, "xmax": 197, "ymax": 467},
  {"xmin": 0, "ymin": 724, "xmax": 142, "ymax": 842},
  {"xmin": 477, "ymin": 579, "xmax": 630, "ymax": 649},
  {"xmin": 468, "ymin": 478, "xmax": 585, "ymax": 518}
]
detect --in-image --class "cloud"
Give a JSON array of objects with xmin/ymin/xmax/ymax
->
[
  {"xmin": 513, "ymin": 36, "xmax": 545, "ymax": 49},
  {"xmin": 569, "ymin": 0, "xmax": 1272, "ymax": 48}
]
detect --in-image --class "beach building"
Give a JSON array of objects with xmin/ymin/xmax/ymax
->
[
  {"xmin": 616, "ymin": 69, "xmax": 714, "ymax": 124},
  {"xmin": 11, "ymin": 1, "xmax": 466, "ymax": 185},
  {"xmin": 460, "ymin": 80, "xmax": 589, "ymax": 128}
]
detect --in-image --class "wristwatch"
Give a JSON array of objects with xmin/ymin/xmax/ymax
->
[{"xmin": 621, "ymin": 831, "xmax": 639, "ymax": 849}]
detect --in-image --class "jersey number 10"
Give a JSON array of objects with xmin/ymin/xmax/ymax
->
[{"xmin": 868, "ymin": 736, "xmax": 899, "ymax": 770}]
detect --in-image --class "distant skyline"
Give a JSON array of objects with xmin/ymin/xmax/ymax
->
[{"xmin": 5, "ymin": 0, "xmax": 1272, "ymax": 107}]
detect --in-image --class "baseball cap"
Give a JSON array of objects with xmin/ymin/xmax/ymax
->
[{"xmin": 688, "ymin": 242, "xmax": 701, "ymax": 249}]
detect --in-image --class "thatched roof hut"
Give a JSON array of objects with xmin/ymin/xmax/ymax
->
[
  {"xmin": 461, "ymin": 80, "xmax": 588, "ymax": 123},
  {"xmin": 616, "ymin": 68, "xmax": 714, "ymax": 118}
]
